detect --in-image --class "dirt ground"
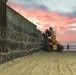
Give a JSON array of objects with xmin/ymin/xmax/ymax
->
[{"xmin": 0, "ymin": 50, "xmax": 76, "ymax": 75}]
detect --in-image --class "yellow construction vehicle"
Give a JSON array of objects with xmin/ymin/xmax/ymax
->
[{"xmin": 42, "ymin": 27, "xmax": 63, "ymax": 52}]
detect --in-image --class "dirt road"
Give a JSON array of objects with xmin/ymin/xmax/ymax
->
[{"xmin": 0, "ymin": 51, "xmax": 76, "ymax": 75}]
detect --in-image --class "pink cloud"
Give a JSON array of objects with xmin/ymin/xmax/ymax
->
[
  {"xmin": 8, "ymin": 4, "xmax": 76, "ymax": 44},
  {"xmin": 57, "ymin": 33, "xmax": 76, "ymax": 44}
]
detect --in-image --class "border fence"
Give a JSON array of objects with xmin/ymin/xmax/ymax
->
[{"xmin": 0, "ymin": 1, "xmax": 43, "ymax": 64}]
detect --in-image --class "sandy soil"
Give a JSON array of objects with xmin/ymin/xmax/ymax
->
[{"xmin": 0, "ymin": 50, "xmax": 76, "ymax": 75}]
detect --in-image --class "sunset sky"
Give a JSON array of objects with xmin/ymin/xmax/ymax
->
[{"xmin": 7, "ymin": 0, "xmax": 76, "ymax": 45}]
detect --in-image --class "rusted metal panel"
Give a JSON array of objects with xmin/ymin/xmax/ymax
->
[{"xmin": 0, "ymin": 0, "xmax": 7, "ymax": 27}]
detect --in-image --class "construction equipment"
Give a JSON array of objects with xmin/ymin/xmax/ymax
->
[{"xmin": 42, "ymin": 27, "xmax": 63, "ymax": 52}]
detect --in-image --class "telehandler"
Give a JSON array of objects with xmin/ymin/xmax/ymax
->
[{"xmin": 42, "ymin": 27, "xmax": 63, "ymax": 52}]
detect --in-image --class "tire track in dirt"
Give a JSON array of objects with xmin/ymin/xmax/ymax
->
[
  {"xmin": 59, "ymin": 58, "xmax": 73, "ymax": 75},
  {"xmin": 19, "ymin": 52, "xmax": 52, "ymax": 75},
  {"xmin": 0, "ymin": 51, "xmax": 76, "ymax": 75},
  {"xmin": 63, "ymin": 58, "xmax": 74, "ymax": 75},
  {"xmin": 49, "ymin": 59, "xmax": 62, "ymax": 75},
  {"xmin": 0, "ymin": 52, "xmax": 42, "ymax": 75}
]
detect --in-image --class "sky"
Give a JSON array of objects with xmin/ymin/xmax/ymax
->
[{"xmin": 7, "ymin": 0, "xmax": 76, "ymax": 45}]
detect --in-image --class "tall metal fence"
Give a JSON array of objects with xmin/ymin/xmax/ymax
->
[
  {"xmin": 0, "ymin": 21, "xmax": 43, "ymax": 64},
  {"xmin": 0, "ymin": 5, "xmax": 43, "ymax": 64}
]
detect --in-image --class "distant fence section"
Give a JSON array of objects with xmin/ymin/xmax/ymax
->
[
  {"xmin": 0, "ymin": 4, "xmax": 43, "ymax": 64},
  {"xmin": 63, "ymin": 46, "xmax": 76, "ymax": 51}
]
